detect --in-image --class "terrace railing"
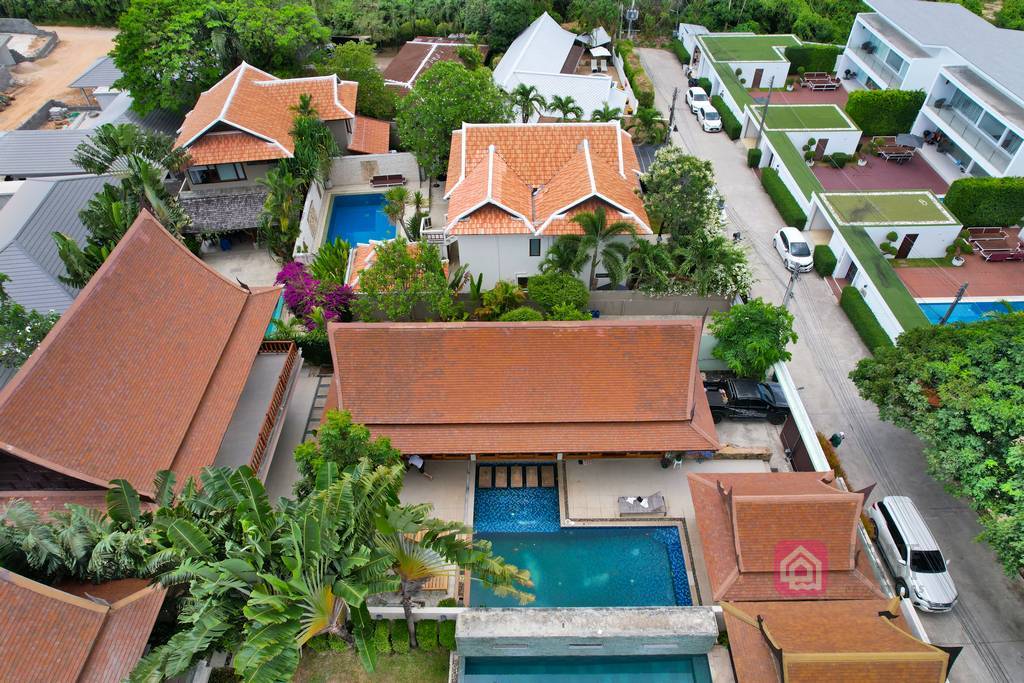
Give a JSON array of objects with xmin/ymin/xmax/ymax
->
[
  {"xmin": 248, "ymin": 340, "xmax": 298, "ymax": 476},
  {"xmin": 850, "ymin": 46, "xmax": 901, "ymax": 88},
  {"xmin": 925, "ymin": 101, "xmax": 1012, "ymax": 173}
]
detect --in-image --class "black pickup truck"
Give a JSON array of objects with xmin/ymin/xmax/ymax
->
[{"xmin": 704, "ymin": 378, "xmax": 790, "ymax": 424}]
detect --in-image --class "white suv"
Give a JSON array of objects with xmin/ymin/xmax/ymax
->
[
  {"xmin": 686, "ymin": 86, "xmax": 709, "ymax": 113},
  {"xmin": 696, "ymin": 104, "xmax": 722, "ymax": 132}
]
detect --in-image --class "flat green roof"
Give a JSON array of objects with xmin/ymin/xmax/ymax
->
[
  {"xmin": 699, "ymin": 34, "xmax": 800, "ymax": 63},
  {"xmin": 763, "ymin": 128, "xmax": 823, "ymax": 200},
  {"xmin": 839, "ymin": 226, "xmax": 931, "ymax": 330},
  {"xmin": 820, "ymin": 192, "xmax": 961, "ymax": 227},
  {"xmin": 752, "ymin": 104, "xmax": 858, "ymax": 131}
]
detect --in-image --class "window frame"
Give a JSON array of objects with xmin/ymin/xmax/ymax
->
[
  {"xmin": 529, "ymin": 238, "xmax": 541, "ymax": 257},
  {"xmin": 188, "ymin": 162, "xmax": 247, "ymax": 185}
]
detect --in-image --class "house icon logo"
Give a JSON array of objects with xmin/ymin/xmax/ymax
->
[{"xmin": 774, "ymin": 540, "xmax": 828, "ymax": 597}]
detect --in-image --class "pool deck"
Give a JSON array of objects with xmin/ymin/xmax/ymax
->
[
  {"xmin": 897, "ymin": 242, "xmax": 1024, "ymax": 299},
  {"xmin": 400, "ymin": 460, "xmax": 473, "ymax": 524}
]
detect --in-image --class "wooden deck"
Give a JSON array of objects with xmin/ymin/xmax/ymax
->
[
  {"xmin": 540, "ymin": 465, "xmax": 555, "ymax": 488},
  {"xmin": 494, "ymin": 466, "xmax": 508, "ymax": 488}
]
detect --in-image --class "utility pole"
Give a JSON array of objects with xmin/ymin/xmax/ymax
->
[
  {"xmin": 668, "ymin": 86, "xmax": 679, "ymax": 132},
  {"xmin": 782, "ymin": 267, "xmax": 799, "ymax": 309},
  {"xmin": 754, "ymin": 75, "xmax": 775, "ymax": 148},
  {"xmin": 625, "ymin": 0, "xmax": 639, "ymax": 40},
  {"xmin": 938, "ymin": 282, "xmax": 968, "ymax": 325}
]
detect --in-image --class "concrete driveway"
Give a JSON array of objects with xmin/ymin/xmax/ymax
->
[{"xmin": 637, "ymin": 46, "xmax": 1024, "ymax": 683}]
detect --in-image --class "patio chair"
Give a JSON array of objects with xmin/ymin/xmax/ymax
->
[
  {"xmin": 979, "ymin": 244, "xmax": 1015, "ymax": 261},
  {"xmin": 370, "ymin": 174, "xmax": 406, "ymax": 188},
  {"xmin": 618, "ymin": 492, "xmax": 667, "ymax": 517}
]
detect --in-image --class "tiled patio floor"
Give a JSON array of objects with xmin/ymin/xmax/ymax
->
[
  {"xmin": 751, "ymin": 87, "xmax": 848, "ymax": 107},
  {"xmin": 813, "ymin": 154, "xmax": 949, "ymax": 194},
  {"xmin": 400, "ymin": 460, "xmax": 472, "ymax": 524},
  {"xmin": 897, "ymin": 253, "xmax": 1024, "ymax": 299}
]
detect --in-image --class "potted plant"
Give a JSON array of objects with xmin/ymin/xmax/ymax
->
[
  {"xmin": 946, "ymin": 230, "xmax": 973, "ymax": 267},
  {"xmin": 880, "ymin": 231, "xmax": 899, "ymax": 259}
]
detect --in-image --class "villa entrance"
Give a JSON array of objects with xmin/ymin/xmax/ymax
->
[{"xmin": 896, "ymin": 233, "xmax": 919, "ymax": 258}]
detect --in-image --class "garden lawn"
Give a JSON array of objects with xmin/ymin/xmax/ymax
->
[
  {"xmin": 294, "ymin": 648, "xmax": 449, "ymax": 683},
  {"xmin": 700, "ymin": 34, "xmax": 800, "ymax": 62},
  {"xmin": 765, "ymin": 129, "xmax": 823, "ymax": 200},
  {"xmin": 759, "ymin": 105, "xmax": 855, "ymax": 130},
  {"xmin": 821, "ymin": 192, "xmax": 959, "ymax": 226}
]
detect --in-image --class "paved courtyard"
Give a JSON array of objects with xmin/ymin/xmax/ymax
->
[
  {"xmin": 201, "ymin": 241, "xmax": 282, "ymax": 286},
  {"xmin": 812, "ymin": 153, "xmax": 950, "ymax": 194},
  {"xmin": 639, "ymin": 46, "xmax": 1024, "ymax": 682},
  {"xmin": 896, "ymin": 229, "xmax": 1024, "ymax": 299}
]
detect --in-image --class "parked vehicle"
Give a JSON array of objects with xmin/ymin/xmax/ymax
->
[
  {"xmin": 696, "ymin": 104, "xmax": 722, "ymax": 132},
  {"xmin": 704, "ymin": 378, "xmax": 789, "ymax": 424},
  {"xmin": 686, "ymin": 86, "xmax": 709, "ymax": 113},
  {"xmin": 868, "ymin": 496, "xmax": 958, "ymax": 612},
  {"xmin": 772, "ymin": 227, "xmax": 813, "ymax": 273}
]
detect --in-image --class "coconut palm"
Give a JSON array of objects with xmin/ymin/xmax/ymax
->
[
  {"xmin": 287, "ymin": 100, "xmax": 340, "ymax": 186},
  {"xmin": 290, "ymin": 92, "xmax": 317, "ymax": 117},
  {"xmin": 539, "ymin": 238, "xmax": 587, "ymax": 276},
  {"xmin": 567, "ymin": 206, "xmax": 637, "ymax": 289},
  {"xmin": 510, "ymin": 83, "xmax": 547, "ymax": 123},
  {"xmin": 549, "ymin": 94, "xmax": 583, "ymax": 121},
  {"xmin": 627, "ymin": 106, "xmax": 668, "ymax": 143},
  {"xmin": 384, "ymin": 185, "xmax": 410, "ymax": 230},
  {"xmin": 590, "ymin": 103, "xmax": 623, "ymax": 122},
  {"xmin": 627, "ymin": 239, "xmax": 675, "ymax": 291},
  {"xmin": 258, "ymin": 167, "xmax": 305, "ymax": 260}
]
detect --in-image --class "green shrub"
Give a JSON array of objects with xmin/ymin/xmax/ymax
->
[
  {"xmin": 822, "ymin": 152, "xmax": 851, "ymax": 168},
  {"xmin": 548, "ymin": 302, "xmax": 592, "ymax": 320},
  {"xmin": 760, "ymin": 168, "xmax": 807, "ymax": 229},
  {"xmin": 669, "ymin": 39, "xmax": 690, "ymax": 66},
  {"xmin": 615, "ymin": 39, "xmax": 634, "ymax": 57},
  {"xmin": 784, "ymin": 44, "xmax": 843, "ymax": 74},
  {"xmin": 839, "ymin": 286, "xmax": 893, "ymax": 353},
  {"xmin": 637, "ymin": 89, "xmax": 656, "ymax": 109},
  {"xmin": 747, "ymin": 148, "xmax": 762, "ymax": 168},
  {"xmin": 498, "ymin": 306, "xmax": 544, "ymax": 322},
  {"xmin": 711, "ymin": 95, "xmax": 741, "ymax": 139},
  {"xmin": 813, "ymin": 244, "xmax": 837, "ymax": 276},
  {"xmin": 698, "ymin": 77, "xmax": 712, "ymax": 94},
  {"xmin": 392, "ymin": 619, "xmax": 410, "ymax": 654},
  {"xmin": 439, "ymin": 619, "xmax": 457, "ymax": 650},
  {"xmin": 845, "ymin": 90, "xmax": 926, "ymax": 136},
  {"xmin": 305, "ymin": 634, "xmax": 331, "ymax": 653},
  {"xmin": 527, "ymin": 272, "xmax": 589, "ymax": 313},
  {"xmin": 944, "ymin": 177, "xmax": 1024, "ymax": 227},
  {"xmin": 437, "ymin": 597, "xmax": 458, "ymax": 607},
  {"xmin": 416, "ymin": 619, "xmax": 438, "ymax": 651},
  {"xmin": 374, "ymin": 620, "xmax": 391, "ymax": 655},
  {"xmin": 997, "ymin": 0, "xmax": 1024, "ymax": 29}
]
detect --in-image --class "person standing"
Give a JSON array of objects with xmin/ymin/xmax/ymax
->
[{"xmin": 408, "ymin": 454, "xmax": 433, "ymax": 480}]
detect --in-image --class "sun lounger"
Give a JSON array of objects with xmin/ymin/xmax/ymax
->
[
  {"xmin": 370, "ymin": 174, "xmax": 406, "ymax": 187},
  {"xmin": 969, "ymin": 236, "xmax": 1010, "ymax": 250},
  {"xmin": 478, "ymin": 466, "xmax": 492, "ymax": 488},
  {"xmin": 540, "ymin": 465, "xmax": 555, "ymax": 488},
  {"xmin": 510, "ymin": 466, "xmax": 523, "ymax": 488},
  {"xmin": 969, "ymin": 227, "xmax": 1007, "ymax": 239},
  {"xmin": 525, "ymin": 465, "xmax": 539, "ymax": 487},
  {"xmin": 618, "ymin": 492, "xmax": 667, "ymax": 517},
  {"xmin": 878, "ymin": 146, "xmax": 915, "ymax": 164},
  {"xmin": 494, "ymin": 466, "xmax": 508, "ymax": 488},
  {"xmin": 981, "ymin": 247, "xmax": 1024, "ymax": 262}
]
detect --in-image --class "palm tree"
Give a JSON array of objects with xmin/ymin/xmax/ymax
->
[
  {"xmin": 673, "ymin": 228, "xmax": 751, "ymax": 297},
  {"xmin": 510, "ymin": 83, "xmax": 547, "ymax": 123},
  {"xmin": 290, "ymin": 92, "xmax": 317, "ymax": 117},
  {"xmin": 481, "ymin": 280, "xmax": 526, "ymax": 318},
  {"xmin": 627, "ymin": 239, "xmax": 675, "ymax": 291},
  {"xmin": 539, "ymin": 238, "xmax": 586, "ymax": 276},
  {"xmin": 590, "ymin": 103, "xmax": 623, "ymax": 122},
  {"xmin": 383, "ymin": 185, "xmax": 409, "ymax": 231},
  {"xmin": 258, "ymin": 167, "xmax": 305, "ymax": 259},
  {"xmin": 287, "ymin": 100, "xmax": 340, "ymax": 187},
  {"xmin": 569, "ymin": 206, "xmax": 637, "ymax": 289},
  {"xmin": 53, "ymin": 183, "xmax": 140, "ymax": 288},
  {"xmin": 549, "ymin": 95, "xmax": 583, "ymax": 121},
  {"xmin": 627, "ymin": 107, "xmax": 668, "ymax": 143}
]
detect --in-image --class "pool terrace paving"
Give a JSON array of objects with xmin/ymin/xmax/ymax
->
[
  {"xmin": 897, "ymin": 229, "xmax": 1024, "ymax": 299},
  {"xmin": 699, "ymin": 34, "xmax": 800, "ymax": 62},
  {"xmin": 755, "ymin": 87, "xmax": 848, "ymax": 107},
  {"xmin": 813, "ymin": 153, "xmax": 950, "ymax": 195}
]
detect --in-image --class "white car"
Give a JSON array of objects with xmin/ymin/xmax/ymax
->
[
  {"xmin": 686, "ymin": 86, "xmax": 709, "ymax": 113},
  {"xmin": 772, "ymin": 227, "xmax": 813, "ymax": 272},
  {"xmin": 696, "ymin": 104, "xmax": 722, "ymax": 132}
]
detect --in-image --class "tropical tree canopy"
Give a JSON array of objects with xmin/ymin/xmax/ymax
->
[
  {"xmin": 319, "ymin": 41, "xmax": 397, "ymax": 120},
  {"xmin": 562, "ymin": 206, "xmax": 637, "ymax": 290},
  {"xmin": 352, "ymin": 238, "xmax": 463, "ymax": 322},
  {"xmin": 641, "ymin": 146, "xmax": 721, "ymax": 239},
  {"xmin": 510, "ymin": 83, "xmax": 547, "ymax": 123},
  {"xmin": 709, "ymin": 298, "xmax": 798, "ymax": 379},
  {"xmin": 293, "ymin": 409, "xmax": 402, "ymax": 497},
  {"xmin": 0, "ymin": 275, "xmax": 60, "ymax": 370}
]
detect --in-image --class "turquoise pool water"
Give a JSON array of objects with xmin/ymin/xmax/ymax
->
[
  {"xmin": 326, "ymin": 193, "xmax": 394, "ymax": 245},
  {"xmin": 463, "ymin": 655, "xmax": 712, "ymax": 682},
  {"xmin": 919, "ymin": 300, "xmax": 1024, "ymax": 324}
]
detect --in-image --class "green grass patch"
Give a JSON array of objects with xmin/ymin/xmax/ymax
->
[
  {"xmin": 700, "ymin": 34, "xmax": 801, "ymax": 62},
  {"xmin": 757, "ymin": 105, "xmax": 856, "ymax": 130},
  {"xmin": 840, "ymin": 286, "xmax": 895, "ymax": 353},
  {"xmin": 764, "ymin": 129, "xmax": 823, "ymax": 200},
  {"xmin": 821, "ymin": 192, "xmax": 959, "ymax": 226},
  {"xmin": 711, "ymin": 60, "xmax": 754, "ymax": 109},
  {"xmin": 891, "ymin": 256, "xmax": 956, "ymax": 268},
  {"xmin": 838, "ymin": 226, "xmax": 930, "ymax": 330},
  {"xmin": 295, "ymin": 646, "xmax": 449, "ymax": 683}
]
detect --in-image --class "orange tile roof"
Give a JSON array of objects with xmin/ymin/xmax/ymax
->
[
  {"xmin": 542, "ymin": 199, "xmax": 646, "ymax": 235},
  {"xmin": 348, "ymin": 116, "xmax": 391, "ymax": 154},
  {"xmin": 328, "ymin": 320, "xmax": 718, "ymax": 455},
  {"xmin": 446, "ymin": 145, "xmax": 533, "ymax": 231},
  {"xmin": 0, "ymin": 211, "xmax": 281, "ymax": 496},
  {"xmin": 0, "ymin": 570, "xmax": 165, "ymax": 683},
  {"xmin": 443, "ymin": 123, "xmax": 649, "ymax": 236},
  {"xmin": 383, "ymin": 38, "xmax": 489, "ymax": 91},
  {"xmin": 175, "ymin": 62, "xmax": 356, "ymax": 165},
  {"xmin": 0, "ymin": 490, "xmax": 116, "ymax": 520},
  {"xmin": 722, "ymin": 599, "xmax": 949, "ymax": 682},
  {"xmin": 688, "ymin": 471, "xmax": 884, "ymax": 602}
]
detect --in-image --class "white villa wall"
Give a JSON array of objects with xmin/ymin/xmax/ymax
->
[
  {"xmin": 729, "ymin": 60, "xmax": 789, "ymax": 91},
  {"xmin": 828, "ymin": 229, "xmax": 904, "ymax": 340},
  {"xmin": 457, "ymin": 235, "xmax": 554, "ymax": 288},
  {"xmin": 783, "ymin": 129, "xmax": 860, "ymax": 156},
  {"xmin": 757, "ymin": 134, "xmax": 814, "ymax": 213},
  {"xmin": 294, "ymin": 180, "xmax": 326, "ymax": 260},
  {"xmin": 863, "ymin": 224, "xmax": 961, "ymax": 259}
]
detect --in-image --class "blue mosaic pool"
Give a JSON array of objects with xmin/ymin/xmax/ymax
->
[
  {"xmin": 463, "ymin": 655, "xmax": 712, "ymax": 682},
  {"xmin": 919, "ymin": 299, "xmax": 1024, "ymax": 324},
  {"xmin": 471, "ymin": 467, "xmax": 691, "ymax": 608},
  {"xmin": 325, "ymin": 193, "xmax": 395, "ymax": 245}
]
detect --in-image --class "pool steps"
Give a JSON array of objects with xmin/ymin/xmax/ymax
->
[{"xmin": 476, "ymin": 464, "xmax": 555, "ymax": 489}]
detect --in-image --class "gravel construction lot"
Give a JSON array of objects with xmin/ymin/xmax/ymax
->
[{"xmin": 0, "ymin": 26, "xmax": 117, "ymax": 130}]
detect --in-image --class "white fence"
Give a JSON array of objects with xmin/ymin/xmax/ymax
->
[{"xmin": 293, "ymin": 180, "xmax": 326, "ymax": 261}]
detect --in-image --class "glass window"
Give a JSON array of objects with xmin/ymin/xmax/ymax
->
[
  {"xmin": 878, "ymin": 502, "xmax": 907, "ymax": 560},
  {"xmin": 884, "ymin": 50, "xmax": 905, "ymax": 75},
  {"xmin": 529, "ymin": 238, "xmax": 541, "ymax": 256},
  {"xmin": 978, "ymin": 112, "xmax": 1006, "ymax": 142},
  {"xmin": 1001, "ymin": 130, "xmax": 1022, "ymax": 156},
  {"xmin": 790, "ymin": 242, "xmax": 811, "ymax": 257},
  {"xmin": 516, "ymin": 276, "xmax": 530, "ymax": 288},
  {"xmin": 910, "ymin": 550, "xmax": 946, "ymax": 573},
  {"xmin": 188, "ymin": 163, "xmax": 246, "ymax": 185},
  {"xmin": 949, "ymin": 90, "xmax": 983, "ymax": 123}
]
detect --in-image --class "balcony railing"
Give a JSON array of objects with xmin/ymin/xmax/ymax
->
[
  {"xmin": 849, "ymin": 46, "xmax": 901, "ymax": 88},
  {"xmin": 249, "ymin": 340, "xmax": 298, "ymax": 476},
  {"xmin": 925, "ymin": 101, "xmax": 1012, "ymax": 173}
]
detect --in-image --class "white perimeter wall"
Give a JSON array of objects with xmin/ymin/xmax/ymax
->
[
  {"xmin": 756, "ymin": 134, "xmax": 814, "ymax": 213},
  {"xmin": 729, "ymin": 60, "xmax": 789, "ymax": 90},
  {"xmin": 827, "ymin": 229, "xmax": 905, "ymax": 341}
]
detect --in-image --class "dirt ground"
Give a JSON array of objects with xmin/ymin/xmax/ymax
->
[{"xmin": 0, "ymin": 26, "xmax": 117, "ymax": 130}]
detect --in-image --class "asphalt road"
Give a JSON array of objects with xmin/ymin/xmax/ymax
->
[{"xmin": 636, "ymin": 46, "xmax": 1024, "ymax": 683}]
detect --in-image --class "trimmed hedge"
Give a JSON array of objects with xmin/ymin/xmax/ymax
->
[
  {"xmin": 698, "ymin": 77, "xmax": 712, "ymax": 94},
  {"xmin": 747, "ymin": 148, "xmax": 762, "ymax": 168},
  {"xmin": 498, "ymin": 306, "xmax": 544, "ymax": 321},
  {"xmin": 813, "ymin": 244, "xmax": 837, "ymax": 276},
  {"xmin": 760, "ymin": 168, "xmax": 807, "ymax": 229},
  {"xmin": 711, "ymin": 95, "xmax": 741, "ymax": 139},
  {"xmin": 840, "ymin": 286, "xmax": 894, "ymax": 353},
  {"xmin": 669, "ymin": 39, "xmax": 690, "ymax": 66},
  {"xmin": 439, "ymin": 620, "xmax": 456, "ymax": 650},
  {"xmin": 944, "ymin": 177, "xmax": 1024, "ymax": 227},
  {"xmin": 784, "ymin": 44, "xmax": 843, "ymax": 74},
  {"xmin": 527, "ymin": 272, "xmax": 589, "ymax": 313},
  {"xmin": 845, "ymin": 89, "xmax": 926, "ymax": 136},
  {"xmin": 415, "ymin": 619, "xmax": 438, "ymax": 651},
  {"xmin": 391, "ymin": 619, "xmax": 410, "ymax": 654},
  {"xmin": 374, "ymin": 620, "xmax": 392, "ymax": 655}
]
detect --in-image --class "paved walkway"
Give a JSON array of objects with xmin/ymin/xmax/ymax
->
[{"xmin": 639, "ymin": 46, "xmax": 1024, "ymax": 683}]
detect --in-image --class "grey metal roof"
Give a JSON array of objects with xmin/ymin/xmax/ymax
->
[
  {"xmin": 0, "ymin": 174, "xmax": 114, "ymax": 313},
  {"xmin": 864, "ymin": 0, "xmax": 1024, "ymax": 101},
  {"xmin": 68, "ymin": 55, "xmax": 123, "ymax": 89},
  {"xmin": 114, "ymin": 106, "xmax": 184, "ymax": 137},
  {"xmin": 0, "ymin": 130, "xmax": 93, "ymax": 178}
]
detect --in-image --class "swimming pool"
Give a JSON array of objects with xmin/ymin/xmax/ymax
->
[
  {"xmin": 918, "ymin": 299, "xmax": 1024, "ymax": 324},
  {"xmin": 463, "ymin": 655, "xmax": 712, "ymax": 682},
  {"xmin": 325, "ymin": 193, "xmax": 395, "ymax": 245},
  {"xmin": 471, "ymin": 469, "xmax": 691, "ymax": 608}
]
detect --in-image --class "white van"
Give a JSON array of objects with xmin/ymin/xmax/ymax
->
[{"xmin": 868, "ymin": 496, "xmax": 958, "ymax": 612}]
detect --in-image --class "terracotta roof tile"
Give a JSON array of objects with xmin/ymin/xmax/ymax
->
[
  {"xmin": 541, "ymin": 199, "xmax": 647, "ymax": 236},
  {"xmin": 446, "ymin": 146, "xmax": 533, "ymax": 233},
  {"xmin": 0, "ymin": 211, "xmax": 280, "ymax": 496},
  {"xmin": 328, "ymin": 320, "xmax": 718, "ymax": 455},
  {"xmin": 384, "ymin": 38, "xmax": 488, "ymax": 89},
  {"xmin": 689, "ymin": 471, "xmax": 884, "ymax": 602},
  {"xmin": 723, "ymin": 600, "xmax": 949, "ymax": 682},
  {"xmin": 448, "ymin": 205, "xmax": 534, "ymax": 235},
  {"xmin": 185, "ymin": 131, "xmax": 288, "ymax": 165},
  {"xmin": 349, "ymin": 116, "xmax": 391, "ymax": 154}
]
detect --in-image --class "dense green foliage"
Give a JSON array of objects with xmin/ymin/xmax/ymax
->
[
  {"xmin": 527, "ymin": 272, "xmax": 589, "ymax": 315},
  {"xmin": 641, "ymin": 147, "xmax": 720, "ymax": 240},
  {"xmin": 353, "ymin": 238, "xmax": 463, "ymax": 321},
  {"xmin": 944, "ymin": 177, "xmax": 1024, "ymax": 227},
  {"xmin": 813, "ymin": 244, "xmax": 837, "ymax": 277},
  {"xmin": 415, "ymin": 620, "xmax": 438, "ymax": 651},
  {"xmin": 497, "ymin": 306, "xmax": 544, "ymax": 321},
  {"xmin": 844, "ymin": 89, "xmax": 926, "ymax": 136},
  {"xmin": 839, "ymin": 286, "xmax": 892, "ymax": 353},
  {"xmin": 678, "ymin": 0, "xmax": 865, "ymax": 42},
  {"xmin": 477, "ymin": 280, "xmax": 526, "ymax": 319},
  {"xmin": 850, "ymin": 312, "xmax": 1024, "ymax": 574},
  {"xmin": 551, "ymin": 207, "xmax": 636, "ymax": 290},
  {"xmin": 627, "ymin": 107, "xmax": 668, "ymax": 144},
  {"xmin": 997, "ymin": 0, "xmax": 1024, "ymax": 28},
  {"xmin": 0, "ymin": 278, "xmax": 59, "ymax": 370},
  {"xmin": 396, "ymin": 61, "xmax": 511, "ymax": 178},
  {"xmin": 747, "ymin": 148, "xmax": 763, "ymax": 168},
  {"xmin": 711, "ymin": 95, "xmax": 741, "ymax": 140},
  {"xmin": 784, "ymin": 44, "xmax": 843, "ymax": 74},
  {"xmin": 0, "ymin": 0, "xmax": 127, "ymax": 25},
  {"xmin": 292, "ymin": 409, "xmax": 403, "ymax": 496},
  {"xmin": 374, "ymin": 621, "xmax": 392, "ymax": 655},
  {"xmin": 760, "ymin": 168, "xmax": 807, "ymax": 229},
  {"xmin": 709, "ymin": 298, "xmax": 798, "ymax": 379},
  {"xmin": 669, "ymin": 39, "xmax": 690, "ymax": 66},
  {"xmin": 392, "ymin": 619, "xmax": 411, "ymax": 654},
  {"xmin": 438, "ymin": 619, "xmax": 456, "ymax": 650},
  {"xmin": 319, "ymin": 41, "xmax": 397, "ymax": 120}
]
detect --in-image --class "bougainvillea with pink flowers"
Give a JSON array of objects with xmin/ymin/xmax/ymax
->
[{"xmin": 275, "ymin": 261, "xmax": 355, "ymax": 329}]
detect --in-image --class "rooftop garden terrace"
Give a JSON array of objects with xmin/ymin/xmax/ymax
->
[
  {"xmin": 751, "ymin": 104, "xmax": 858, "ymax": 131},
  {"xmin": 698, "ymin": 34, "xmax": 800, "ymax": 62},
  {"xmin": 820, "ymin": 191, "xmax": 960, "ymax": 227}
]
